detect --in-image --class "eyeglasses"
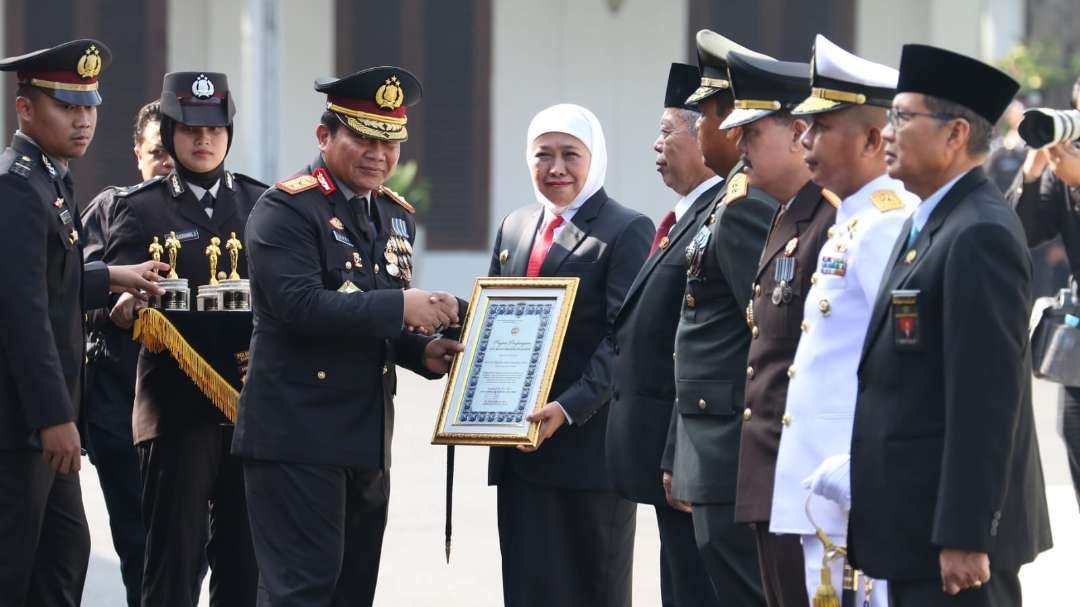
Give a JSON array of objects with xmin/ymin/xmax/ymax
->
[{"xmin": 886, "ymin": 108, "xmax": 959, "ymax": 129}]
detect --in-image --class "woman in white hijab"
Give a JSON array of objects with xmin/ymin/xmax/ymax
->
[{"xmin": 486, "ymin": 103, "xmax": 654, "ymax": 607}]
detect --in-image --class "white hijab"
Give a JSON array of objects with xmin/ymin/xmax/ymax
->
[{"xmin": 525, "ymin": 103, "xmax": 608, "ymax": 215}]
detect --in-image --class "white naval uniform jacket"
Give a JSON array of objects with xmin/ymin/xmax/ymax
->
[{"xmin": 769, "ymin": 173, "xmax": 918, "ymax": 536}]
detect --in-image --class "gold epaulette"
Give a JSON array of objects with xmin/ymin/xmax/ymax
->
[
  {"xmin": 378, "ymin": 184, "xmax": 415, "ymax": 213},
  {"xmin": 725, "ymin": 173, "xmax": 749, "ymax": 205},
  {"xmin": 869, "ymin": 189, "xmax": 905, "ymax": 212},
  {"xmin": 822, "ymin": 188, "xmax": 842, "ymax": 208},
  {"xmin": 276, "ymin": 174, "xmax": 319, "ymax": 195}
]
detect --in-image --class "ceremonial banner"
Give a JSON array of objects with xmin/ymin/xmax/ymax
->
[
  {"xmin": 132, "ymin": 307, "xmax": 253, "ymax": 422},
  {"xmin": 432, "ymin": 277, "xmax": 578, "ymax": 447}
]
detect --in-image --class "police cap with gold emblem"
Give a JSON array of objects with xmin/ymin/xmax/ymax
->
[
  {"xmin": 316, "ymin": 66, "xmax": 422, "ymax": 142},
  {"xmin": 896, "ymin": 44, "xmax": 1019, "ymax": 124},
  {"xmin": 0, "ymin": 39, "xmax": 112, "ymax": 106},
  {"xmin": 793, "ymin": 34, "xmax": 898, "ymax": 116},
  {"xmin": 159, "ymin": 72, "xmax": 235, "ymax": 127},
  {"xmin": 684, "ymin": 30, "xmax": 772, "ymax": 106},
  {"xmin": 720, "ymin": 52, "xmax": 810, "ymax": 130}
]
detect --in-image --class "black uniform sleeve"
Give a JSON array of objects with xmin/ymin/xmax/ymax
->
[
  {"xmin": 556, "ymin": 214, "xmax": 654, "ymax": 425},
  {"xmin": 932, "ymin": 222, "xmax": 1030, "ymax": 553},
  {"xmin": 103, "ymin": 195, "xmax": 150, "ymax": 267},
  {"xmin": 661, "ymin": 406, "xmax": 677, "ymax": 472},
  {"xmin": 246, "ymin": 192, "xmax": 404, "ymax": 339},
  {"xmin": 81, "ymin": 189, "xmax": 115, "ymax": 319},
  {"xmin": 0, "ymin": 177, "xmax": 75, "ymax": 429},
  {"xmin": 82, "ymin": 260, "xmax": 111, "ymax": 311},
  {"xmin": 1009, "ymin": 168, "xmax": 1067, "ymax": 248}
]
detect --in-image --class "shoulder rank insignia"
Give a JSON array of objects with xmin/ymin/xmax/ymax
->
[
  {"xmin": 377, "ymin": 184, "xmax": 415, "ymax": 214},
  {"xmin": 869, "ymin": 190, "xmax": 905, "ymax": 213},
  {"xmin": 312, "ymin": 168, "xmax": 336, "ymax": 195},
  {"xmin": 115, "ymin": 175, "xmax": 166, "ymax": 198},
  {"xmin": 10, "ymin": 155, "xmax": 33, "ymax": 178},
  {"xmin": 821, "ymin": 188, "xmax": 842, "ymax": 208},
  {"xmin": 168, "ymin": 173, "xmax": 185, "ymax": 197},
  {"xmin": 725, "ymin": 173, "xmax": 748, "ymax": 205},
  {"xmin": 276, "ymin": 174, "xmax": 319, "ymax": 195},
  {"xmin": 224, "ymin": 171, "xmax": 235, "ymax": 190}
]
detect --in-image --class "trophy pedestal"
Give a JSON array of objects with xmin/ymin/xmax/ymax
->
[
  {"xmin": 197, "ymin": 285, "xmax": 223, "ymax": 311},
  {"xmin": 155, "ymin": 278, "xmax": 190, "ymax": 311},
  {"xmin": 219, "ymin": 279, "xmax": 251, "ymax": 311}
]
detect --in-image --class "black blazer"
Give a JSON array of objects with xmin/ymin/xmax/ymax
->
[
  {"xmin": 0, "ymin": 134, "xmax": 110, "ymax": 450},
  {"xmin": 850, "ymin": 167, "xmax": 1053, "ymax": 579},
  {"xmin": 104, "ymin": 170, "xmax": 266, "ymax": 444},
  {"xmin": 1009, "ymin": 167, "xmax": 1080, "ymax": 284},
  {"xmin": 488, "ymin": 189, "xmax": 653, "ymax": 491},
  {"xmin": 232, "ymin": 157, "xmax": 436, "ymax": 470},
  {"xmin": 605, "ymin": 179, "xmax": 721, "ymax": 505}
]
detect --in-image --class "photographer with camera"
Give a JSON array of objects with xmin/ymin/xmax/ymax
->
[{"xmin": 1009, "ymin": 75, "xmax": 1080, "ymax": 511}]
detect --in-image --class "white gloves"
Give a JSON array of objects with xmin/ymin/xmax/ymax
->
[{"xmin": 802, "ymin": 453, "xmax": 851, "ymax": 511}]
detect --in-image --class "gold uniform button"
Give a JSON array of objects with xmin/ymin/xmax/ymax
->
[
  {"xmin": 782, "ymin": 413, "xmax": 792, "ymax": 426},
  {"xmin": 659, "ymin": 236, "xmax": 670, "ymax": 250},
  {"xmin": 686, "ymin": 293, "xmax": 696, "ymax": 308},
  {"xmin": 819, "ymin": 299, "xmax": 831, "ymax": 316},
  {"xmin": 316, "ymin": 370, "xmax": 327, "ymax": 380},
  {"xmin": 345, "ymin": 261, "xmax": 353, "ymax": 270},
  {"xmin": 746, "ymin": 366, "xmax": 755, "ymax": 380},
  {"xmin": 787, "ymin": 365, "xmax": 796, "ymax": 378},
  {"xmin": 754, "ymin": 284, "xmax": 761, "ymax": 296},
  {"xmin": 383, "ymin": 364, "xmax": 389, "ymax": 374},
  {"xmin": 800, "ymin": 320, "xmax": 809, "ymax": 333},
  {"xmin": 743, "ymin": 408, "xmax": 752, "ymax": 422},
  {"xmin": 752, "ymin": 326, "xmax": 760, "ymax": 339},
  {"xmin": 698, "ymin": 398, "xmax": 707, "ymax": 411},
  {"xmin": 672, "ymin": 352, "xmax": 676, "ymax": 360},
  {"xmin": 811, "ymin": 272, "xmax": 820, "ymax": 285},
  {"xmin": 374, "ymin": 263, "xmax": 381, "ymax": 273}
]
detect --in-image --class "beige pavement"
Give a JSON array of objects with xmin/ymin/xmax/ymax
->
[{"xmin": 81, "ymin": 374, "xmax": 1078, "ymax": 605}]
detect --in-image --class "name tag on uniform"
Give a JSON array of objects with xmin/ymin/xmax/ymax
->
[
  {"xmin": 891, "ymin": 289, "xmax": 921, "ymax": 350},
  {"xmin": 58, "ymin": 209, "xmax": 73, "ymax": 225},
  {"xmin": 171, "ymin": 229, "xmax": 200, "ymax": 242},
  {"xmin": 333, "ymin": 230, "xmax": 354, "ymax": 247}
]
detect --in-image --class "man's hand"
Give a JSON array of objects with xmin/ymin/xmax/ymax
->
[
  {"xmin": 1048, "ymin": 142, "xmax": 1080, "ymax": 187},
  {"xmin": 517, "ymin": 402, "xmax": 567, "ymax": 453},
  {"xmin": 940, "ymin": 548, "xmax": 990, "ymax": 595},
  {"xmin": 423, "ymin": 337, "xmax": 464, "ymax": 374},
  {"xmin": 39, "ymin": 421, "xmax": 82, "ymax": 474},
  {"xmin": 662, "ymin": 471, "xmax": 692, "ymax": 513},
  {"xmin": 403, "ymin": 289, "xmax": 459, "ymax": 335},
  {"xmin": 802, "ymin": 453, "xmax": 851, "ymax": 511},
  {"xmin": 108, "ymin": 261, "xmax": 169, "ymax": 298},
  {"xmin": 1021, "ymin": 147, "xmax": 1050, "ymax": 183}
]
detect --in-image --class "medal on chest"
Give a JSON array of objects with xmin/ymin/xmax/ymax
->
[
  {"xmin": 771, "ymin": 257, "xmax": 796, "ymax": 305},
  {"xmin": 685, "ymin": 225, "xmax": 711, "ymax": 278}
]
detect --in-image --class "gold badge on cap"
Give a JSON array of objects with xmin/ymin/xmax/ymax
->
[
  {"xmin": 375, "ymin": 76, "xmax": 404, "ymax": 111},
  {"xmin": 77, "ymin": 45, "xmax": 102, "ymax": 79}
]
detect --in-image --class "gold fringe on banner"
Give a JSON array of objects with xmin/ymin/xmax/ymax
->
[{"xmin": 132, "ymin": 308, "xmax": 239, "ymax": 422}]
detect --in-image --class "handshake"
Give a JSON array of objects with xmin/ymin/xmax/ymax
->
[{"xmin": 403, "ymin": 289, "xmax": 465, "ymax": 335}]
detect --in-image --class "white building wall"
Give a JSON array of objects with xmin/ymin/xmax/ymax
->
[{"xmin": 416, "ymin": 0, "xmax": 688, "ymax": 296}]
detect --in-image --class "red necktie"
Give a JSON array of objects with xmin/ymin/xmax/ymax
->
[
  {"xmin": 526, "ymin": 215, "xmax": 564, "ymax": 277},
  {"xmin": 649, "ymin": 210, "xmax": 677, "ymax": 255}
]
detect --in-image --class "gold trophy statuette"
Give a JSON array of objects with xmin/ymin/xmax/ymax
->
[
  {"xmin": 164, "ymin": 231, "xmax": 181, "ymax": 279},
  {"xmin": 205, "ymin": 237, "xmax": 222, "ymax": 286},
  {"xmin": 226, "ymin": 232, "xmax": 243, "ymax": 280},
  {"xmin": 148, "ymin": 236, "xmax": 164, "ymax": 274}
]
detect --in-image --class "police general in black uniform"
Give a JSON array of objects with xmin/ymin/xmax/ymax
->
[
  {"xmin": 849, "ymin": 45, "xmax": 1052, "ymax": 606},
  {"xmin": 104, "ymin": 72, "xmax": 266, "ymax": 607},
  {"xmin": 0, "ymin": 39, "xmax": 167, "ymax": 607},
  {"xmin": 232, "ymin": 66, "xmax": 462, "ymax": 606}
]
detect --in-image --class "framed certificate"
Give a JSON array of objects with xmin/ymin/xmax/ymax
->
[{"xmin": 432, "ymin": 277, "xmax": 579, "ymax": 447}]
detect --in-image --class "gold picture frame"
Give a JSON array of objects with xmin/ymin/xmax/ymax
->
[{"xmin": 432, "ymin": 277, "xmax": 579, "ymax": 447}]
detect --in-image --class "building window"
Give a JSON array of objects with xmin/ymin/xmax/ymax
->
[{"xmin": 336, "ymin": 0, "xmax": 492, "ymax": 251}]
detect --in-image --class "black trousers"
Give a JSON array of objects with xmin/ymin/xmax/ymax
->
[
  {"xmin": 691, "ymin": 503, "xmax": 766, "ymax": 606},
  {"xmin": 243, "ymin": 460, "xmax": 389, "ymax": 607},
  {"xmin": 138, "ymin": 423, "xmax": 257, "ymax": 607},
  {"xmin": 752, "ymin": 526, "xmax": 809, "ymax": 607},
  {"xmin": 655, "ymin": 504, "xmax": 721, "ymax": 606},
  {"xmin": 85, "ymin": 422, "xmax": 145, "ymax": 607},
  {"xmin": 497, "ymin": 475, "xmax": 636, "ymax": 607},
  {"xmin": 1061, "ymin": 387, "xmax": 1080, "ymax": 511},
  {"xmin": 888, "ymin": 569, "xmax": 1021, "ymax": 606},
  {"xmin": 0, "ymin": 450, "xmax": 89, "ymax": 607}
]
